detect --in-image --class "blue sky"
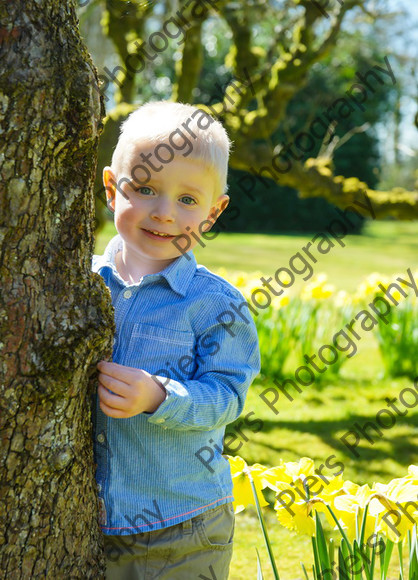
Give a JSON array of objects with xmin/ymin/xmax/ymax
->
[{"xmin": 379, "ymin": 0, "xmax": 417, "ymax": 154}]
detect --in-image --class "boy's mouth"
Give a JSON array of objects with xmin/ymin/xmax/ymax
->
[{"xmin": 142, "ymin": 228, "xmax": 176, "ymax": 240}]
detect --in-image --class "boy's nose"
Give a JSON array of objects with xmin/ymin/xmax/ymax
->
[{"xmin": 151, "ymin": 198, "xmax": 175, "ymax": 222}]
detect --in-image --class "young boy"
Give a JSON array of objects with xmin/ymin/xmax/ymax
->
[{"xmin": 91, "ymin": 100, "xmax": 261, "ymax": 580}]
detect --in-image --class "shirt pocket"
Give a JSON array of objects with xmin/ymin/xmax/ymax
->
[{"xmin": 124, "ymin": 322, "xmax": 197, "ymax": 380}]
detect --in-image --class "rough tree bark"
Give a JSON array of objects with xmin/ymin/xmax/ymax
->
[{"xmin": 0, "ymin": 1, "xmax": 114, "ymax": 577}]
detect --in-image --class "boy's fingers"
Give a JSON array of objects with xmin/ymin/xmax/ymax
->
[
  {"xmin": 98, "ymin": 373, "xmax": 130, "ymax": 397},
  {"xmin": 98, "ymin": 383, "xmax": 130, "ymax": 411},
  {"xmin": 99, "ymin": 398, "xmax": 129, "ymax": 419},
  {"xmin": 97, "ymin": 361, "xmax": 141, "ymax": 383}
]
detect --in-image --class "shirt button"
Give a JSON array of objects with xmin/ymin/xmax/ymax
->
[
  {"xmin": 155, "ymin": 418, "xmax": 165, "ymax": 424},
  {"xmin": 123, "ymin": 289, "xmax": 132, "ymax": 299},
  {"xmin": 97, "ymin": 433, "xmax": 105, "ymax": 443}
]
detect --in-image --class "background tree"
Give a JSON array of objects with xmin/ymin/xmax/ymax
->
[
  {"xmin": 77, "ymin": 0, "xmax": 417, "ymax": 233},
  {"xmin": 368, "ymin": 0, "xmax": 418, "ymax": 192},
  {"xmin": 216, "ymin": 30, "xmax": 393, "ymax": 234},
  {"xmin": 0, "ymin": 1, "xmax": 113, "ymax": 577}
]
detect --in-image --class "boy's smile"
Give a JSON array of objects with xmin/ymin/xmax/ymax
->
[{"xmin": 103, "ymin": 147, "xmax": 229, "ymax": 281}]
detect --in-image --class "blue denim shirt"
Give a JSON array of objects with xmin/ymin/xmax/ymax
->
[{"xmin": 91, "ymin": 234, "xmax": 261, "ymax": 535}]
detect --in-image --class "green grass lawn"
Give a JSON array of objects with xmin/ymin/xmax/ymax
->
[{"xmin": 94, "ymin": 220, "xmax": 418, "ymax": 579}]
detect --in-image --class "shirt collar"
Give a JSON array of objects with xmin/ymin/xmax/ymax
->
[{"xmin": 95, "ymin": 234, "xmax": 197, "ymax": 297}]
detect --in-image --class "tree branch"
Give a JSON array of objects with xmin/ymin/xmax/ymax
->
[
  {"xmin": 102, "ymin": 0, "xmax": 152, "ymax": 104},
  {"xmin": 172, "ymin": 22, "xmax": 205, "ymax": 102}
]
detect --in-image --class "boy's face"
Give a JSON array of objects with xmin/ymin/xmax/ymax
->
[{"xmin": 103, "ymin": 144, "xmax": 229, "ymax": 271}]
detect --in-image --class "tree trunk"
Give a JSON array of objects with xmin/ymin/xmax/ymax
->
[{"xmin": 0, "ymin": 1, "xmax": 115, "ymax": 577}]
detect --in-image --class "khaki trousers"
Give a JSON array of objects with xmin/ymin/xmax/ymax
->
[{"xmin": 103, "ymin": 502, "xmax": 235, "ymax": 580}]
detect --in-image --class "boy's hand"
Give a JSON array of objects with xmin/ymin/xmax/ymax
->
[{"xmin": 96, "ymin": 361, "xmax": 167, "ymax": 418}]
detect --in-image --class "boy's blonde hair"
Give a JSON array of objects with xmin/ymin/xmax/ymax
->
[{"xmin": 111, "ymin": 100, "xmax": 233, "ymax": 198}]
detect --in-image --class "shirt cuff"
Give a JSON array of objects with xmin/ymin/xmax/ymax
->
[{"xmin": 144, "ymin": 376, "xmax": 186, "ymax": 427}]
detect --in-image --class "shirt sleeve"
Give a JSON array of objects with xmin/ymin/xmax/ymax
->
[{"xmin": 145, "ymin": 291, "xmax": 261, "ymax": 431}]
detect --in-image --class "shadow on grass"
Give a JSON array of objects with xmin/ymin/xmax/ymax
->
[
  {"xmin": 253, "ymin": 372, "xmax": 413, "ymax": 390},
  {"xmin": 226, "ymin": 412, "xmax": 418, "ymax": 482}
]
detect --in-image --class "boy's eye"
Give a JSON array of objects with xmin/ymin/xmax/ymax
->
[
  {"xmin": 137, "ymin": 186, "xmax": 154, "ymax": 195},
  {"xmin": 181, "ymin": 195, "xmax": 197, "ymax": 205}
]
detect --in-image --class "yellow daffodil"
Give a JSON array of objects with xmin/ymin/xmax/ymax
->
[
  {"xmin": 277, "ymin": 270, "xmax": 293, "ymax": 287},
  {"xmin": 406, "ymin": 465, "xmax": 418, "ymax": 482},
  {"xmin": 369, "ymin": 477, "xmax": 418, "ymax": 542},
  {"xmin": 274, "ymin": 496, "xmax": 317, "ymax": 536},
  {"xmin": 272, "ymin": 480, "xmax": 340, "ymax": 534},
  {"xmin": 226, "ymin": 455, "xmax": 269, "ymax": 514},
  {"xmin": 262, "ymin": 457, "xmax": 316, "ymax": 488},
  {"xmin": 300, "ymin": 274, "xmax": 335, "ymax": 301},
  {"xmin": 262, "ymin": 458, "xmax": 345, "ymax": 498},
  {"xmin": 262, "ymin": 458, "xmax": 345, "ymax": 535},
  {"xmin": 215, "ymin": 267, "xmax": 228, "ymax": 279},
  {"xmin": 354, "ymin": 272, "xmax": 390, "ymax": 302},
  {"xmin": 230, "ymin": 271, "xmax": 249, "ymax": 288},
  {"xmin": 332, "ymin": 484, "xmax": 378, "ymax": 542},
  {"xmin": 341, "ymin": 480, "xmax": 360, "ymax": 494},
  {"xmin": 334, "ymin": 290, "xmax": 353, "ymax": 308},
  {"xmin": 302, "ymin": 475, "xmax": 347, "ymax": 529},
  {"xmin": 242, "ymin": 280, "xmax": 266, "ymax": 300},
  {"xmin": 271, "ymin": 294, "xmax": 290, "ymax": 309}
]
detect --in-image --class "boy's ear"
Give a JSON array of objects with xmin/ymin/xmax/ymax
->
[
  {"xmin": 202, "ymin": 194, "xmax": 230, "ymax": 232},
  {"xmin": 103, "ymin": 166, "xmax": 116, "ymax": 213},
  {"xmin": 217, "ymin": 194, "xmax": 230, "ymax": 214}
]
